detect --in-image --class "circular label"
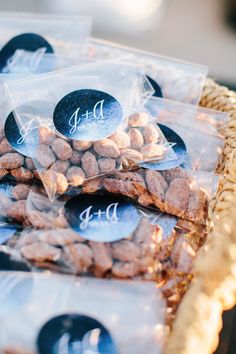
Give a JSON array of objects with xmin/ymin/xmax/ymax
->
[
  {"xmin": 4, "ymin": 100, "xmax": 54, "ymax": 157},
  {"xmin": 37, "ymin": 314, "xmax": 119, "ymax": 354},
  {"xmin": 0, "ymin": 33, "xmax": 54, "ymax": 73},
  {"xmin": 53, "ymin": 89, "xmax": 123, "ymax": 141},
  {"xmin": 146, "ymin": 75, "xmax": 163, "ymax": 98},
  {"xmin": 139, "ymin": 123, "xmax": 187, "ymax": 170},
  {"xmin": 64, "ymin": 194, "xmax": 139, "ymax": 242}
]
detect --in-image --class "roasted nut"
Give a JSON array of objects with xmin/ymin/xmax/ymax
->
[
  {"xmin": 120, "ymin": 148, "xmax": 143, "ymax": 163},
  {"xmin": 0, "ymin": 153, "xmax": 24, "ymax": 169},
  {"xmin": 10, "ymin": 167, "xmax": 34, "ymax": 181},
  {"xmin": 51, "ymin": 138, "xmax": 72, "ymax": 160},
  {"xmin": 25, "ymin": 157, "xmax": 35, "ymax": 170},
  {"xmin": 63, "ymin": 243, "xmax": 93, "ymax": 273},
  {"xmin": 50, "ymin": 160, "xmax": 70, "ymax": 174},
  {"xmin": 94, "ymin": 139, "xmax": 120, "ymax": 158},
  {"xmin": 142, "ymin": 124, "xmax": 159, "ymax": 144},
  {"xmin": 36, "ymin": 144, "xmax": 55, "ymax": 168},
  {"xmin": 12, "ymin": 184, "xmax": 31, "ymax": 200},
  {"xmin": 38, "ymin": 126, "xmax": 56, "ymax": 145},
  {"xmin": 73, "ymin": 140, "xmax": 93, "ymax": 151},
  {"xmin": 111, "ymin": 240, "xmax": 140, "ymax": 261},
  {"xmin": 81, "ymin": 151, "xmax": 99, "ymax": 177},
  {"xmin": 41, "ymin": 170, "xmax": 68, "ymax": 195},
  {"xmin": 0, "ymin": 138, "xmax": 14, "ymax": 154},
  {"xmin": 186, "ymin": 189, "xmax": 207, "ymax": 222},
  {"xmin": 89, "ymin": 241, "xmax": 113, "ymax": 276},
  {"xmin": 161, "ymin": 167, "xmax": 192, "ymax": 184},
  {"xmin": 70, "ymin": 150, "xmax": 82, "ymax": 165},
  {"xmin": 140, "ymin": 144, "xmax": 164, "ymax": 159},
  {"xmin": 38, "ymin": 229, "xmax": 84, "ymax": 245},
  {"xmin": 82, "ymin": 177, "xmax": 103, "ymax": 193},
  {"xmin": 145, "ymin": 170, "xmax": 168, "ymax": 209},
  {"xmin": 164, "ymin": 178, "xmax": 190, "ymax": 217},
  {"xmin": 98, "ymin": 158, "xmax": 116, "ymax": 173},
  {"xmin": 128, "ymin": 112, "xmax": 149, "ymax": 127},
  {"xmin": 0, "ymin": 168, "xmax": 8, "ymax": 179},
  {"xmin": 27, "ymin": 210, "xmax": 56, "ymax": 229},
  {"xmin": 66, "ymin": 166, "xmax": 85, "ymax": 186},
  {"xmin": 171, "ymin": 237, "xmax": 195, "ymax": 273},
  {"xmin": 128, "ymin": 128, "xmax": 144, "ymax": 150},
  {"xmin": 21, "ymin": 241, "xmax": 62, "ymax": 262},
  {"xmin": 103, "ymin": 178, "xmax": 139, "ymax": 198},
  {"xmin": 7, "ymin": 199, "xmax": 27, "ymax": 223},
  {"xmin": 109, "ymin": 130, "xmax": 130, "ymax": 149},
  {"xmin": 112, "ymin": 261, "xmax": 137, "ymax": 278}
]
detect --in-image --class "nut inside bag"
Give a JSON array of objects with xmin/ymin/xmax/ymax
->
[
  {"xmin": 0, "ymin": 12, "xmax": 91, "ymax": 74},
  {"xmin": 0, "ymin": 272, "xmax": 166, "ymax": 354},
  {"xmin": 1, "ymin": 187, "xmax": 206, "ymax": 282},
  {"xmin": 5, "ymin": 61, "xmax": 176, "ymax": 200},
  {"xmin": 85, "ymin": 37, "xmax": 208, "ymax": 105}
]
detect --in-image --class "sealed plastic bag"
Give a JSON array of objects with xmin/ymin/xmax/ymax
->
[
  {"xmin": 0, "ymin": 12, "xmax": 91, "ymax": 74},
  {"xmin": 86, "ymin": 37, "xmax": 208, "ymax": 105},
  {"xmin": 0, "ymin": 272, "xmax": 166, "ymax": 354},
  {"xmin": 5, "ymin": 61, "xmax": 176, "ymax": 199},
  {"xmin": 0, "ymin": 186, "xmax": 207, "ymax": 281},
  {"xmin": 146, "ymin": 97, "xmax": 228, "ymax": 172}
]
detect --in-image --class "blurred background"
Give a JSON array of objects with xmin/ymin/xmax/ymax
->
[{"xmin": 0, "ymin": 0, "xmax": 235, "ymax": 89}]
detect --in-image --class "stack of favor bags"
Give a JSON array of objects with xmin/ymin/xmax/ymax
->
[{"xmin": 0, "ymin": 12, "xmax": 228, "ymax": 354}]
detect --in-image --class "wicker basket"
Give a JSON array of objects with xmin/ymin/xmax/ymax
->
[{"xmin": 164, "ymin": 79, "xmax": 236, "ymax": 354}]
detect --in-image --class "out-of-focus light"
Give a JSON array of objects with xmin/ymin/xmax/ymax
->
[{"xmin": 111, "ymin": 0, "xmax": 163, "ymax": 22}]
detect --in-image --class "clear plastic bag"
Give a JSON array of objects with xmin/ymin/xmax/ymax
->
[
  {"xmin": 0, "ymin": 12, "xmax": 91, "ymax": 74},
  {"xmin": 146, "ymin": 97, "xmax": 228, "ymax": 172},
  {"xmin": 5, "ymin": 62, "xmax": 176, "ymax": 200},
  {"xmin": 0, "ymin": 185, "xmax": 207, "ymax": 282},
  {"xmin": 85, "ymin": 37, "xmax": 208, "ymax": 105},
  {"xmin": 0, "ymin": 272, "xmax": 166, "ymax": 354}
]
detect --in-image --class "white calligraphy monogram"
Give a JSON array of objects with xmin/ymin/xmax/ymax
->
[
  {"xmin": 2, "ymin": 47, "xmax": 47, "ymax": 74},
  {"xmin": 69, "ymin": 100, "xmax": 106, "ymax": 134},
  {"xmin": 17, "ymin": 118, "xmax": 52, "ymax": 145},
  {"xmin": 79, "ymin": 203, "xmax": 119, "ymax": 230}
]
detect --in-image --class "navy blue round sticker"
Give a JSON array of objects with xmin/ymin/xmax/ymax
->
[
  {"xmin": 0, "ymin": 33, "xmax": 54, "ymax": 73},
  {"xmin": 37, "ymin": 314, "xmax": 119, "ymax": 354},
  {"xmin": 4, "ymin": 100, "xmax": 54, "ymax": 157},
  {"xmin": 146, "ymin": 75, "xmax": 163, "ymax": 98},
  {"xmin": 64, "ymin": 194, "xmax": 139, "ymax": 242},
  {"xmin": 139, "ymin": 123, "xmax": 187, "ymax": 170},
  {"xmin": 53, "ymin": 89, "xmax": 123, "ymax": 141}
]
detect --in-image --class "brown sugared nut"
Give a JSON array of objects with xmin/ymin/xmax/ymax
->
[
  {"xmin": 21, "ymin": 241, "xmax": 62, "ymax": 262},
  {"xmin": 0, "ymin": 168, "xmax": 8, "ymax": 178},
  {"xmin": 109, "ymin": 130, "xmax": 130, "ymax": 149},
  {"xmin": 93, "ymin": 139, "xmax": 120, "ymax": 158},
  {"xmin": 56, "ymin": 207, "xmax": 69, "ymax": 228},
  {"xmin": 36, "ymin": 144, "xmax": 55, "ymax": 168},
  {"xmin": 112, "ymin": 261, "xmax": 137, "ymax": 278},
  {"xmin": 51, "ymin": 138, "xmax": 72, "ymax": 160},
  {"xmin": 39, "ymin": 126, "xmax": 56, "ymax": 145},
  {"xmin": 70, "ymin": 150, "xmax": 82, "ymax": 165},
  {"xmin": 111, "ymin": 240, "xmax": 140, "ymax": 262},
  {"xmin": 89, "ymin": 241, "xmax": 113, "ymax": 276},
  {"xmin": 50, "ymin": 160, "xmax": 70, "ymax": 174},
  {"xmin": 73, "ymin": 140, "xmax": 93, "ymax": 151},
  {"xmin": 7, "ymin": 199, "xmax": 27, "ymax": 223},
  {"xmin": 25, "ymin": 157, "xmax": 35, "ymax": 170},
  {"xmin": 0, "ymin": 138, "xmax": 14, "ymax": 154},
  {"xmin": 27, "ymin": 210, "xmax": 57, "ymax": 229},
  {"xmin": 128, "ymin": 128, "xmax": 144, "ymax": 150},
  {"xmin": 98, "ymin": 158, "xmax": 116, "ymax": 173},
  {"xmin": 133, "ymin": 218, "xmax": 158, "ymax": 246},
  {"xmin": 140, "ymin": 144, "xmax": 164, "ymax": 159},
  {"xmin": 0, "ymin": 153, "xmax": 24, "ymax": 169},
  {"xmin": 38, "ymin": 229, "xmax": 84, "ymax": 246},
  {"xmin": 54, "ymin": 173, "xmax": 68, "ymax": 194},
  {"xmin": 145, "ymin": 170, "xmax": 168, "ymax": 210},
  {"xmin": 186, "ymin": 189, "xmax": 207, "ymax": 222},
  {"xmin": 164, "ymin": 178, "xmax": 190, "ymax": 217},
  {"xmin": 103, "ymin": 178, "xmax": 138, "ymax": 199},
  {"xmin": 82, "ymin": 177, "xmax": 103, "ymax": 193},
  {"xmin": 128, "ymin": 112, "xmax": 149, "ymax": 127},
  {"xmin": 81, "ymin": 151, "xmax": 99, "ymax": 177},
  {"xmin": 142, "ymin": 124, "xmax": 159, "ymax": 144},
  {"xmin": 66, "ymin": 166, "xmax": 85, "ymax": 186},
  {"xmin": 12, "ymin": 184, "xmax": 31, "ymax": 200},
  {"xmin": 10, "ymin": 167, "xmax": 34, "ymax": 181},
  {"xmin": 171, "ymin": 237, "xmax": 195, "ymax": 273},
  {"xmin": 161, "ymin": 167, "xmax": 192, "ymax": 184},
  {"xmin": 120, "ymin": 149, "xmax": 143, "ymax": 163},
  {"xmin": 41, "ymin": 170, "xmax": 68, "ymax": 195},
  {"xmin": 63, "ymin": 243, "xmax": 93, "ymax": 273}
]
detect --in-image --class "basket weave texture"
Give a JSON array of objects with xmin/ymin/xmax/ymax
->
[{"xmin": 164, "ymin": 79, "xmax": 236, "ymax": 354}]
